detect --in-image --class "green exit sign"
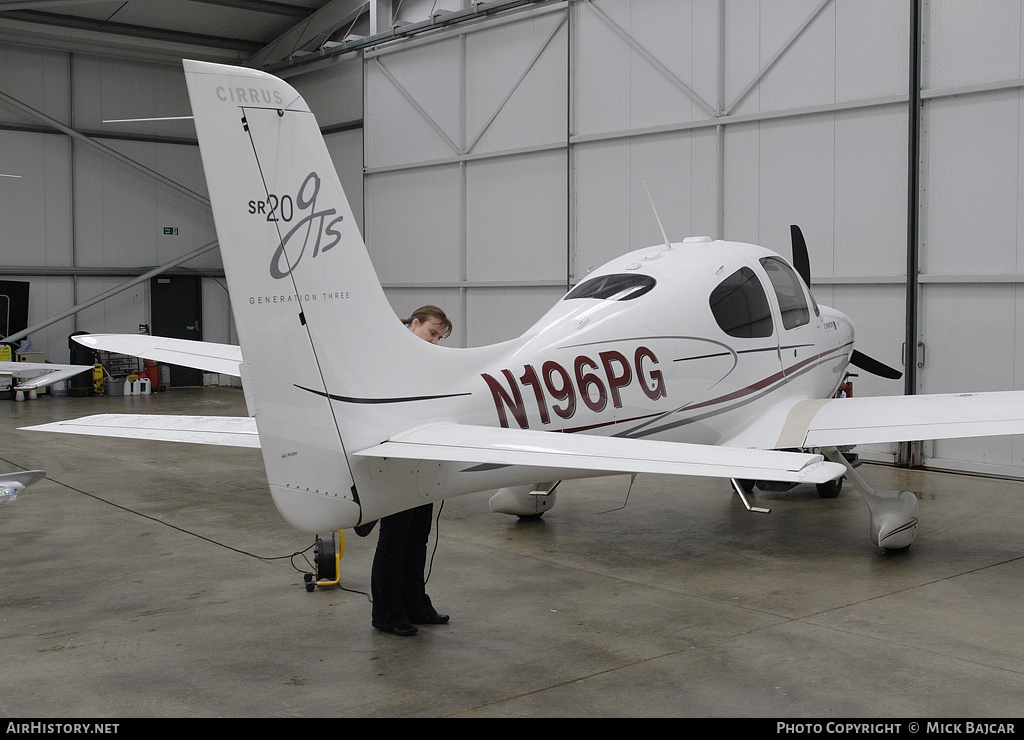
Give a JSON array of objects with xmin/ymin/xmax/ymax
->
[{"xmin": 163, "ymin": 227, "xmax": 178, "ymax": 235}]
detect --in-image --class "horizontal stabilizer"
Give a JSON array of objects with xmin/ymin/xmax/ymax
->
[
  {"xmin": 0, "ymin": 361, "xmax": 93, "ymax": 390},
  {"xmin": 73, "ymin": 334, "xmax": 242, "ymax": 377},
  {"xmin": 776, "ymin": 390, "xmax": 1024, "ymax": 448},
  {"xmin": 22, "ymin": 414, "xmax": 259, "ymax": 448},
  {"xmin": 356, "ymin": 422, "xmax": 845, "ymax": 484}
]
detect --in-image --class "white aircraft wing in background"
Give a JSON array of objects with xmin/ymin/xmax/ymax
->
[
  {"xmin": 71, "ymin": 334, "xmax": 243, "ymax": 377},
  {"xmin": 0, "ymin": 361, "xmax": 93, "ymax": 390}
]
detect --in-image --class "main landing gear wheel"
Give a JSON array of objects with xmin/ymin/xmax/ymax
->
[{"xmin": 816, "ymin": 477, "xmax": 844, "ymax": 499}]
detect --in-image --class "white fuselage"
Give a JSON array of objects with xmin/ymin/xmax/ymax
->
[{"xmin": 433, "ymin": 238, "xmax": 851, "ymax": 447}]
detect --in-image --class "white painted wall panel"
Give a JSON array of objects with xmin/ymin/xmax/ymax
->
[
  {"xmin": 926, "ymin": 1, "xmax": 1024, "ymax": 90},
  {"xmin": 722, "ymin": 121, "xmax": 761, "ymax": 240},
  {"xmin": 835, "ymin": 0, "xmax": 908, "ymax": 101},
  {"xmin": 364, "ymin": 38, "xmax": 463, "ymax": 169},
  {"xmin": 465, "ymin": 10, "xmax": 567, "ymax": 155},
  {"xmin": 324, "ymin": 128, "xmax": 364, "ymax": 236},
  {"xmin": 755, "ymin": 115, "xmax": 836, "ymax": 263},
  {"xmin": 572, "ymin": 2, "xmax": 631, "ymax": 138},
  {"xmin": 73, "ymin": 139, "xmax": 215, "ymax": 269},
  {"xmin": 466, "ymin": 151, "xmax": 566, "ymax": 283},
  {"xmin": 833, "ymin": 106, "xmax": 907, "ymax": 278},
  {"xmin": 573, "ymin": 0, "xmax": 718, "ymax": 137},
  {"xmin": 723, "ymin": 0, "xmax": 764, "ymax": 116},
  {"xmin": 0, "ymin": 130, "xmax": 72, "ymax": 266},
  {"xmin": 912, "ymin": 2, "xmax": 1024, "ymax": 476},
  {"xmin": 920, "ymin": 284, "xmax": 1021, "ymax": 473},
  {"xmin": 394, "ymin": 0, "xmax": 465, "ymax": 25},
  {"xmin": 753, "ymin": 0, "xmax": 837, "ymax": 114},
  {"xmin": 291, "ymin": 57, "xmax": 363, "ymax": 127},
  {"xmin": 726, "ymin": 0, "xmax": 907, "ymax": 117},
  {"xmin": 920, "ymin": 285, "xmax": 1015, "ymax": 395},
  {"xmin": 0, "ymin": 46, "xmax": 70, "ymax": 125},
  {"xmin": 364, "ymin": 165, "xmax": 462, "ymax": 283},
  {"xmin": 921, "ymin": 91, "xmax": 1022, "ymax": 276},
  {"xmin": 71, "ymin": 56, "xmax": 195, "ymax": 141}
]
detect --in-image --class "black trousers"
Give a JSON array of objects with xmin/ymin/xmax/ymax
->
[{"xmin": 370, "ymin": 503, "xmax": 437, "ymax": 628}]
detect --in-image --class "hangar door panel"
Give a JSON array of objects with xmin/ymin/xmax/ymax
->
[
  {"xmin": 363, "ymin": 7, "xmax": 570, "ymax": 348},
  {"xmin": 364, "ymin": 38, "xmax": 462, "ymax": 170},
  {"xmin": 912, "ymin": 4, "xmax": 1024, "ymax": 477},
  {"xmin": 918, "ymin": 286, "xmax": 1022, "ymax": 475},
  {"xmin": 464, "ymin": 12, "xmax": 568, "ymax": 156},
  {"xmin": 572, "ymin": 0, "xmax": 719, "ymax": 137},
  {"xmin": 465, "ymin": 151, "xmax": 567, "ymax": 284}
]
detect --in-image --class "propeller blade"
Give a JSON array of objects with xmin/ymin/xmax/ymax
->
[
  {"xmin": 850, "ymin": 349, "xmax": 903, "ymax": 380},
  {"xmin": 790, "ymin": 224, "xmax": 811, "ymax": 286}
]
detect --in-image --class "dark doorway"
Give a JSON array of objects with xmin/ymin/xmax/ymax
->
[
  {"xmin": 151, "ymin": 275, "xmax": 203, "ymax": 387},
  {"xmin": 0, "ymin": 280, "xmax": 30, "ymax": 341}
]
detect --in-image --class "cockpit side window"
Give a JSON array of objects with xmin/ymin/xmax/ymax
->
[
  {"xmin": 709, "ymin": 266, "xmax": 774, "ymax": 338},
  {"xmin": 564, "ymin": 273, "xmax": 657, "ymax": 301},
  {"xmin": 760, "ymin": 257, "xmax": 811, "ymax": 330}
]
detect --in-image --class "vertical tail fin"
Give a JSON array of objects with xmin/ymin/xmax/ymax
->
[{"xmin": 184, "ymin": 60, "xmax": 428, "ymax": 532}]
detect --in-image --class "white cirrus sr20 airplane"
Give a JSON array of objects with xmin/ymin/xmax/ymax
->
[{"xmin": 24, "ymin": 60, "xmax": 1024, "ymax": 552}]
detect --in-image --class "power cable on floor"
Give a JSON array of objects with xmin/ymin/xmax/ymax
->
[{"xmin": 0, "ymin": 456, "xmax": 372, "ymax": 599}]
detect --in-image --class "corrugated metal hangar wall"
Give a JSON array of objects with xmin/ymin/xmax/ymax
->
[{"xmin": 2, "ymin": 0, "xmax": 1024, "ymax": 478}]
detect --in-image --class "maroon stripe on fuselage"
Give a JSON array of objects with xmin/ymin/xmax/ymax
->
[{"xmin": 561, "ymin": 342, "xmax": 851, "ymax": 435}]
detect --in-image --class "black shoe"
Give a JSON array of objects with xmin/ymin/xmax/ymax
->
[
  {"xmin": 373, "ymin": 622, "xmax": 418, "ymax": 636},
  {"xmin": 354, "ymin": 520, "xmax": 378, "ymax": 537},
  {"xmin": 411, "ymin": 612, "xmax": 449, "ymax": 625}
]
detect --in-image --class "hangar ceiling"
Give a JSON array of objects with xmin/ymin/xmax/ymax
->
[{"xmin": 0, "ymin": 0, "xmax": 546, "ymax": 71}]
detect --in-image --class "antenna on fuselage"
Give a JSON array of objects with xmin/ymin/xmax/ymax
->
[{"xmin": 642, "ymin": 181, "xmax": 671, "ymax": 250}]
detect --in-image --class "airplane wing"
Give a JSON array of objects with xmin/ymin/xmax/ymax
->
[
  {"xmin": 25, "ymin": 390, "xmax": 1024, "ymax": 480},
  {"xmin": 22, "ymin": 414, "xmax": 843, "ymax": 483},
  {"xmin": 772, "ymin": 390, "xmax": 1024, "ymax": 449},
  {"xmin": 355, "ymin": 421, "xmax": 845, "ymax": 485},
  {"xmin": 21, "ymin": 414, "xmax": 259, "ymax": 448},
  {"xmin": 0, "ymin": 361, "xmax": 93, "ymax": 390},
  {"xmin": 72, "ymin": 334, "xmax": 243, "ymax": 377}
]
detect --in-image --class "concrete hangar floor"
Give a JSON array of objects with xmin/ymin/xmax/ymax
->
[{"xmin": 1, "ymin": 386, "xmax": 1022, "ymax": 718}]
